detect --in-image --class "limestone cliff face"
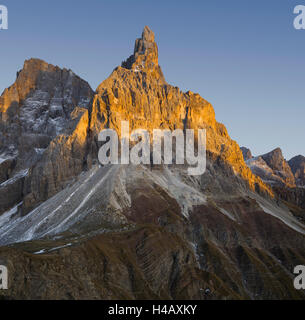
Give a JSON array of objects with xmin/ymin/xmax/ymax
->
[
  {"xmin": 243, "ymin": 148, "xmax": 305, "ymax": 211},
  {"xmin": 240, "ymin": 147, "xmax": 252, "ymax": 161},
  {"xmin": 0, "ymin": 58, "xmax": 93, "ymax": 124},
  {"xmin": 0, "ymin": 59, "xmax": 94, "ymax": 214},
  {"xmin": 245, "ymin": 148, "xmax": 296, "ymax": 188},
  {"xmin": 91, "ymin": 26, "xmax": 272, "ymax": 196},
  {"xmin": 261, "ymin": 148, "xmax": 296, "ymax": 187},
  {"xmin": 22, "ymin": 107, "xmax": 91, "ymax": 213},
  {"xmin": 289, "ymin": 155, "xmax": 305, "ymax": 187}
]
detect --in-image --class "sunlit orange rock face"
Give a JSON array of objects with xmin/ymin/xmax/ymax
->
[
  {"xmin": 0, "ymin": 59, "xmax": 51, "ymax": 116},
  {"xmin": 90, "ymin": 26, "xmax": 272, "ymax": 196},
  {"xmin": 0, "ymin": 26, "xmax": 272, "ymax": 217}
]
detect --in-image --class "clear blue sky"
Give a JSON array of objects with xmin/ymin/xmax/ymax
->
[{"xmin": 0, "ymin": 0, "xmax": 304, "ymax": 159}]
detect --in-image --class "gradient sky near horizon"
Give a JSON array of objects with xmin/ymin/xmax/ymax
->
[{"xmin": 0, "ymin": 0, "xmax": 304, "ymax": 159}]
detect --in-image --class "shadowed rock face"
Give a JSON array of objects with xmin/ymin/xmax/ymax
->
[
  {"xmin": 0, "ymin": 27, "xmax": 304, "ymax": 300},
  {"xmin": 0, "ymin": 59, "xmax": 94, "ymax": 214},
  {"xmin": 289, "ymin": 155, "xmax": 305, "ymax": 187},
  {"xmin": 240, "ymin": 147, "xmax": 252, "ymax": 161}
]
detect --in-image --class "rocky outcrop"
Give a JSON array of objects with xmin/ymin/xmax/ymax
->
[
  {"xmin": 289, "ymin": 155, "xmax": 305, "ymax": 187},
  {"xmin": 245, "ymin": 149, "xmax": 305, "ymax": 211},
  {"xmin": 240, "ymin": 147, "xmax": 252, "ymax": 161},
  {"xmin": 246, "ymin": 148, "xmax": 295, "ymax": 187},
  {"xmin": 121, "ymin": 26, "xmax": 165, "ymax": 83},
  {"xmin": 0, "ymin": 59, "xmax": 94, "ymax": 214},
  {"xmin": 91, "ymin": 27, "xmax": 272, "ymax": 197},
  {"xmin": 261, "ymin": 148, "xmax": 296, "ymax": 187}
]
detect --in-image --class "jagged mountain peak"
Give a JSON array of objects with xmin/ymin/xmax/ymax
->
[
  {"xmin": 245, "ymin": 147, "xmax": 296, "ymax": 188},
  {"xmin": 261, "ymin": 147, "xmax": 286, "ymax": 169},
  {"xmin": 22, "ymin": 57, "xmax": 52, "ymax": 69},
  {"xmin": 264, "ymin": 147, "xmax": 282, "ymax": 155},
  {"xmin": 120, "ymin": 26, "xmax": 164, "ymax": 82},
  {"xmin": 17, "ymin": 58, "xmax": 66, "ymax": 81},
  {"xmin": 240, "ymin": 146, "xmax": 253, "ymax": 161},
  {"xmin": 17, "ymin": 58, "xmax": 84, "ymax": 84},
  {"xmin": 0, "ymin": 58, "xmax": 94, "ymax": 213},
  {"xmin": 22, "ymin": 57, "xmax": 73, "ymax": 70},
  {"xmin": 94, "ymin": 27, "xmax": 272, "ymax": 198},
  {"xmin": 133, "ymin": 25, "xmax": 157, "ymax": 57},
  {"xmin": 289, "ymin": 155, "xmax": 305, "ymax": 187},
  {"xmin": 0, "ymin": 57, "xmax": 93, "ymax": 116},
  {"xmin": 142, "ymin": 25, "xmax": 155, "ymax": 42}
]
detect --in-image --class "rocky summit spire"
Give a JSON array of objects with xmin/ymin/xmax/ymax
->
[
  {"xmin": 121, "ymin": 26, "xmax": 165, "ymax": 82},
  {"xmin": 134, "ymin": 25, "xmax": 156, "ymax": 55}
]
